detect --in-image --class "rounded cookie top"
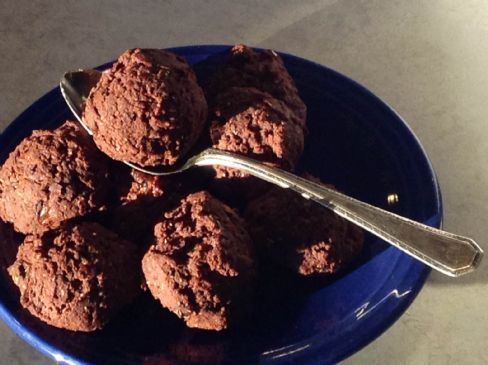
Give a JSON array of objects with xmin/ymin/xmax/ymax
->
[
  {"xmin": 0, "ymin": 121, "xmax": 110, "ymax": 234},
  {"xmin": 83, "ymin": 48, "xmax": 207, "ymax": 167},
  {"xmin": 142, "ymin": 191, "xmax": 255, "ymax": 330},
  {"xmin": 244, "ymin": 176, "xmax": 364, "ymax": 276},
  {"xmin": 8, "ymin": 222, "xmax": 141, "ymax": 332}
]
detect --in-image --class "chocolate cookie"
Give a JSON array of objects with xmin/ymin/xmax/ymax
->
[
  {"xmin": 0, "ymin": 121, "xmax": 110, "ymax": 234},
  {"xmin": 244, "ymin": 176, "xmax": 364, "ymax": 275},
  {"xmin": 206, "ymin": 44, "xmax": 306, "ymax": 130},
  {"xmin": 142, "ymin": 191, "xmax": 255, "ymax": 330},
  {"xmin": 84, "ymin": 48, "xmax": 207, "ymax": 166},
  {"xmin": 208, "ymin": 87, "xmax": 305, "ymax": 201},
  {"xmin": 8, "ymin": 222, "xmax": 141, "ymax": 332},
  {"xmin": 210, "ymin": 87, "xmax": 304, "ymax": 170}
]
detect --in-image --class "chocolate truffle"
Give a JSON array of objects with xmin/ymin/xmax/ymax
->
[
  {"xmin": 0, "ymin": 121, "xmax": 109, "ymax": 234},
  {"xmin": 244, "ymin": 177, "xmax": 364, "ymax": 275},
  {"xmin": 207, "ymin": 44, "xmax": 307, "ymax": 130},
  {"xmin": 8, "ymin": 222, "xmax": 140, "ymax": 332},
  {"xmin": 142, "ymin": 191, "xmax": 255, "ymax": 330},
  {"xmin": 84, "ymin": 48, "xmax": 207, "ymax": 167}
]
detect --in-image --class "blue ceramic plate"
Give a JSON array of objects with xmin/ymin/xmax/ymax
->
[{"xmin": 0, "ymin": 45, "xmax": 440, "ymax": 365}]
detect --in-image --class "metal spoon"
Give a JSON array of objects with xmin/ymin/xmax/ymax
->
[{"xmin": 60, "ymin": 69, "xmax": 483, "ymax": 277}]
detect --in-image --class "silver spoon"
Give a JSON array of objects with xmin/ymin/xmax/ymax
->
[{"xmin": 60, "ymin": 69, "xmax": 483, "ymax": 277}]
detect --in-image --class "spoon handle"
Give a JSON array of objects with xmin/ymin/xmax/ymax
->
[{"xmin": 195, "ymin": 148, "xmax": 483, "ymax": 277}]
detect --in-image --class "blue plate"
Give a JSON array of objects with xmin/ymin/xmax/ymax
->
[{"xmin": 0, "ymin": 45, "xmax": 440, "ymax": 365}]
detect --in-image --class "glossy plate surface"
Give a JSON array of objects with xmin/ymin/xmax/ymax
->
[{"xmin": 0, "ymin": 45, "xmax": 440, "ymax": 365}]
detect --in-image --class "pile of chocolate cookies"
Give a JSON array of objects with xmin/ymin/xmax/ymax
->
[{"xmin": 0, "ymin": 45, "xmax": 364, "ymax": 332}]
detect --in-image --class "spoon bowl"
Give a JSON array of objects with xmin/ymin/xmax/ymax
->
[{"xmin": 60, "ymin": 69, "xmax": 100, "ymax": 136}]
